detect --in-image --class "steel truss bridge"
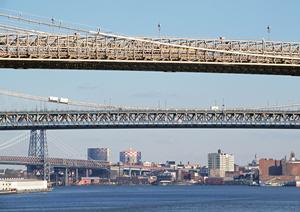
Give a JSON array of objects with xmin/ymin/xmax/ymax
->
[
  {"xmin": 0, "ymin": 156, "xmax": 109, "ymax": 169},
  {"xmin": 0, "ymin": 109, "xmax": 300, "ymax": 130},
  {"xmin": 0, "ymin": 12, "xmax": 300, "ymax": 75}
]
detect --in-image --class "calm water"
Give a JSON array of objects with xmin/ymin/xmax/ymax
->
[{"xmin": 0, "ymin": 185, "xmax": 300, "ymax": 212}]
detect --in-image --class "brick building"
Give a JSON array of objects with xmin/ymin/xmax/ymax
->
[
  {"xmin": 259, "ymin": 159, "xmax": 283, "ymax": 182},
  {"xmin": 259, "ymin": 153, "xmax": 300, "ymax": 183}
]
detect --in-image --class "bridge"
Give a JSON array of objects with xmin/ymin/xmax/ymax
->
[
  {"xmin": 0, "ymin": 10, "xmax": 299, "ymax": 185},
  {"xmin": 0, "ymin": 129, "xmax": 110, "ymax": 185},
  {"xmin": 0, "ymin": 109, "xmax": 300, "ymax": 130},
  {"xmin": 0, "ymin": 11, "xmax": 300, "ymax": 76},
  {"xmin": 0, "ymin": 155, "xmax": 108, "ymax": 169}
]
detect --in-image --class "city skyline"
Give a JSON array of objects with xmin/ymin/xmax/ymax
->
[{"xmin": 0, "ymin": 0, "xmax": 300, "ymax": 165}]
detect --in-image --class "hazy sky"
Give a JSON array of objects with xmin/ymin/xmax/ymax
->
[{"xmin": 0, "ymin": 0, "xmax": 300, "ymax": 166}]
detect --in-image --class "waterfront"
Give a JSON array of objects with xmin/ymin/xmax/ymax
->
[{"xmin": 0, "ymin": 186, "xmax": 300, "ymax": 212}]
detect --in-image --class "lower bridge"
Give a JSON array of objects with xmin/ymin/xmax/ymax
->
[{"xmin": 0, "ymin": 156, "xmax": 109, "ymax": 169}]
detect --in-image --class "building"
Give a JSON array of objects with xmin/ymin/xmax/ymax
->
[
  {"xmin": 259, "ymin": 159, "xmax": 283, "ymax": 182},
  {"xmin": 283, "ymin": 152, "xmax": 300, "ymax": 177},
  {"xmin": 87, "ymin": 148, "xmax": 110, "ymax": 161},
  {"xmin": 0, "ymin": 180, "xmax": 48, "ymax": 193},
  {"xmin": 260, "ymin": 153, "xmax": 300, "ymax": 183},
  {"xmin": 208, "ymin": 149, "xmax": 234, "ymax": 177},
  {"xmin": 119, "ymin": 148, "xmax": 141, "ymax": 164}
]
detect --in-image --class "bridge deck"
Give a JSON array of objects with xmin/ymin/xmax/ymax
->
[
  {"xmin": 0, "ymin": 109, "xmax": 300, "ymax": 130},
  {"xmin": 0, "ymin": 11, "xmax": 300, "ymax": 75},
  {"xmin": 0, "ymin": 156, "xmax": 109, "ymax": 169}
]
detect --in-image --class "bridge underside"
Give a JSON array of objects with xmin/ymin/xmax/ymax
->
[
  {"xmin": 1, "ymin": 110, "xmax": 300, "ymax": 130},
  {"xmin": 1, "ymin": 59, "xmax": 300, "ymax": 76},
  {"xmin": 1, "ymin": 124, "xmax": 300, "ymax": 130}
]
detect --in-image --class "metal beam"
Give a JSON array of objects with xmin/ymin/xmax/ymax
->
[
  {"xmin": 0, "ymin": 156, "xmax": 109, "ymax": 169},
  {"xmin": 0, "ymin": 109, "xmax": 300, "ymax": 130},
  {"xmin": 0, "ymin": 31, "xmax": 300, "ymax": 75},
  {"xmin": 1, "ymin": 58, "xmax": 300, "ymax": 76}
]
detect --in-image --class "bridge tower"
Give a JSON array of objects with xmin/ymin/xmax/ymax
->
[{"xmin": 28, "ymin": 129, "xmax": 50, "ymax": 181}]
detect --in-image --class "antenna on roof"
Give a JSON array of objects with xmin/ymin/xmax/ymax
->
[
  {"xmin": 267, "ymin": 25, "xmax": 271, "ymax": 41},
  {"xmin": 158, "ymin": 23, "xmax": 161, "ymax": 39}
]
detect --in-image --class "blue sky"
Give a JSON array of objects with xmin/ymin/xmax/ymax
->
[{"xmin": 0, "ymin": 0, "xmax": 300, "ymax": 165}]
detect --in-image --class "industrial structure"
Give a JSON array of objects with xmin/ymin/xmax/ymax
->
[
  {"xmin": 0, "ymin": 11, "xmax": 299, "ymax": 76},
  {"xmin": 259, "ymin": 153, "xmax": 300, "ymax": 185}
]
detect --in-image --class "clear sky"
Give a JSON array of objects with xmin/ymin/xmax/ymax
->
[{"xmin": 0, "ymin": 0, "xmax": 300, "ymax": 166}]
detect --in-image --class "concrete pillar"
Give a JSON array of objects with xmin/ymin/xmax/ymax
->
[
  {"xmin": 129, "ymin": 168, "xmax": 132, "ymax": 178},
  {"xmin": 65, "ymin": 168, "xmax": 68, "ymax": 186},
  {"xmin": 55, "ymin": 173, "xmax": 59, "ymax": 186},
  {"xmin": 86, "ymin": 169, "xmax": 89, "ymax": 177},
  {"xmin": 75, "ymin": 168, "xmax": 79, "ymax": 182}
]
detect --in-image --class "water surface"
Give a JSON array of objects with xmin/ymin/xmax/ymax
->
[{"xmin": 0, "ymin": 185, "xmax": 299, "ymax": 212}]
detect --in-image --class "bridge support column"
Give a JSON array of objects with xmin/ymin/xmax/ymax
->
[
  {"xmin": 28, "ymin": 129, "xmax": 50, "ymax": 182},
  {"xmin": 65, "ymin": 168, "xmax": 69, "ymax": 186},
  {"xmin": 75, "ymin": 168, "xmax": 79, "ymax": 182}
]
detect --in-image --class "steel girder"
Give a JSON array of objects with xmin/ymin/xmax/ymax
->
[
  {"xmin": 0, "ymin": 10, "xmax": 300, "ymax": 75},
  {"xmin": 0, "ymin": 34, "xmax": 299, "ymax": 61},
  {"xmin": 0, "ymin": 110, "xmax": 300, "ymax": 130},
  {"xmin": 0, "ymin": 156, "xmax": 109, "ymax": 168},
  {"xmin": 0, "ymin": 33, "xmax": 300, "ymax": 75}
]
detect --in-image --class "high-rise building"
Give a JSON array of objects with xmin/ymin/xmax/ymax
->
[
  {"xmin": 208, "ymin": 149, "xmax": 234, "ymax": 177},
  {"xmin": 87, "ymin": 148, "xmax": 110, "ymax": 161},
  {"xmin": 119, "ymin": 148, "xmax": 141, "ymax": 164}
]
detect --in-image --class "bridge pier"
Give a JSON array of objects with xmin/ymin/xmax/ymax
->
[
  {"xmin": 64, "ymin": 168, "xmax": 69, "ymax": 186},
  {"xmin": 85, "ymin": 169, "xmax": 89, "ymax": 177},
  {"xmin": 75, "ymin": 168, "xmax": 79, "ymax": 182},
  {"xmin": 129, "ymin": 168, "xmax": 132, "ymax": 178}
]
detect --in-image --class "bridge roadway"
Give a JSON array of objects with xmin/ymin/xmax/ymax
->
[
  {"xmin": 0, "ymin": 109, "xmax": 300, "ymax": 130},
  {"xmin": 0, "ymin": 156, "xmax": 164, "ymax": 172},
  {"xmin": 0, "ymin": 155, "xmax": 109, "ymax": 169},
  {"xmin": 0, "ymin": 10, "xmax": 300, "ymax": 76},
  {"xmin": 1, "ymin": 34, "xmax": 300, "ymax": 76}
]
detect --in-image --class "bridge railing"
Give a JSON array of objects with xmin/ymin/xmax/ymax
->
[{"xmin": 0, "ymin": 33, "xmax": 299, "ymax": 65}]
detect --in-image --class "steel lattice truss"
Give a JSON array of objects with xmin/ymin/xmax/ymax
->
[
  {"xmin": 0, "ymin": 156, "xmax": 109, "ymax": 169},
  {"xmin": 0, "ymin": 12, "xmax": 300, "ymax": 75},
  {"xmin": 0, "ymin": 109, "xmax": 300, "ymax": 130}
]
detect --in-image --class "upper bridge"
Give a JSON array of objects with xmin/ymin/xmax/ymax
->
[
  {"xmin": 0, "ymin": 11, "xmax": 300, "ymax": 76},
  {"xmin": 0, "ymin": 109, "xmax": 300, "ymax": 130}
]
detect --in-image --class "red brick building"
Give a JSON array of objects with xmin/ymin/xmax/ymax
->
[
  {"xmin": 259, "ymin": 159, "xmax": 283, "ymax": 182},
  {"xmin": 259, "ymin": 157, "xmax": 300, "ymax": 183},
  {"xmin": 284, "ymin": 161, "xmax": 300, "ymax": 176}
]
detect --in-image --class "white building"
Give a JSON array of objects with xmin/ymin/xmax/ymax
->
[
  {"xmin": 0, "ymin": 180, "xmax": 48, "ymax": 193},
  {"xmin": 208, "ymin": 149, "xmax": 234, "ymax": 177}
]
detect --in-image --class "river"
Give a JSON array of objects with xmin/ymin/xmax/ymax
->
[{"xmin": 0, "ymin": 185, "xmax": 299, "ymax": 212}]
